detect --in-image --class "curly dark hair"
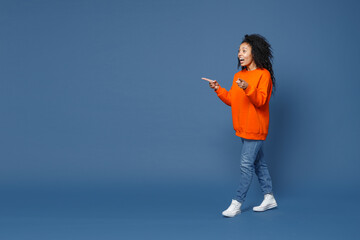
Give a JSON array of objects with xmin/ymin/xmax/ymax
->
[{"xmin": 237, "ymin": 34, "xmax": 276, "ymax": 93}]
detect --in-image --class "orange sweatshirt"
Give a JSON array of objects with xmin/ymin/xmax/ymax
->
[{"xmin": 215, "ymin": 68, "xmax": 273, "ymax": 140}]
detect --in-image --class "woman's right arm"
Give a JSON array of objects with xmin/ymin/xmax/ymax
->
[
  {"xmin": 214, "ymin": 85, "xmax": 232, "ymax": 106},
  {"xmin": 202, "ymin": 77, "xmax": 233, "ymax": 106}
]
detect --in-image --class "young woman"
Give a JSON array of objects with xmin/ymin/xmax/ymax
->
[{"xmin": 202, "ymin": 34, "xmax": 277, "ymax": 217}]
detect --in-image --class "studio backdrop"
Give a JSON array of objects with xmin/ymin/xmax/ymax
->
[{"xmin": 0, "ymin": 0, "xmax": 359, "ymax": 197}]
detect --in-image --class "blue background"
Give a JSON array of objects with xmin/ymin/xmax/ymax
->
[{"xmin": 1, "ymin": 0, "xmax": 360, "ymax": 239}]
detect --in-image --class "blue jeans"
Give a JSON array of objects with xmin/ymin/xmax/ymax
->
[{"xmin": 234, "ymin": 138, "xmax": 273, "ymax": 203}]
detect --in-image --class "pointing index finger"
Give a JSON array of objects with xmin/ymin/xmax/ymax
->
[{"xmin": 201, "ymin": 77, "xmax": 215, "ymax": 83}]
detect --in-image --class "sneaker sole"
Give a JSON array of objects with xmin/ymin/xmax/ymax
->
[
  {"xmin": 253, "ymin": 203, "xmax": 277, "ymax": 212},
  {"xmin": 222, "ymin": 211, "xmax": 241, "ymax": 217}
]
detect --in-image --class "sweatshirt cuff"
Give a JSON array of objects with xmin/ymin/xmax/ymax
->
[
  {"xmin": 214, "ymin": 86, "xmax": 224, "ymax": 95},
  {"xmin": 243, "ymin": 83, "xmax": 254, "ymax": 96}
]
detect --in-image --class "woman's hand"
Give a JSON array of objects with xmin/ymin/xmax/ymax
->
[
  {"xmin": 236, "ymin": 78, "xmax": 248, "ymax": 90},
  {"xmin": 202, "ymin": 77, "xmax": 219, "ymax": 90}
]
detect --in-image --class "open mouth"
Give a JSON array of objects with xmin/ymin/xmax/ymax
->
[{"xmin": 239, "ymin": 58, "xmax": 245, "ymax": 63}]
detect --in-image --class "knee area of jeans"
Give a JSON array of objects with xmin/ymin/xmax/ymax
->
[
  {"xmin": 240, "ymin": 162, "xmax": 253, "ymax": 171},
  {"xmin": 241, "ymin": 152, "xmax": 258, "ymax": 160},
  {"xmin": 240, "ymin": 157, "xmax": 255, "ymax": 168},
  {"xmin": 255, "ymin": 162, "xmax": 268, "ymax": 169}
]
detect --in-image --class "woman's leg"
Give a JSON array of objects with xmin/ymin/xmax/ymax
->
[
  {"xmin": 254, "ymin": 145, "xmax": 273, "ymax": 195},
  {"xmin": 234, "ymin": 138, "xmax": 264, "ymax": 203}
]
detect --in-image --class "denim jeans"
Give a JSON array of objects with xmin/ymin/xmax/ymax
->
[{"xmin": 234, "ymin": 138, "xmax": 273, "ymax": 203}]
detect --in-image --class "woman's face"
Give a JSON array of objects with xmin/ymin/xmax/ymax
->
[{"xmin": 238, "ymin": 42, "xmax": 254, "ymax": 68}]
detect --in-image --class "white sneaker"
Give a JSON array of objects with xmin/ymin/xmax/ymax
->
[
  {"xmin": 253, "ymin": 194, "xmax": 278, "ymax": 212},
  {"xmin": 222, "ymin": 199, "xmax": 241, "ymax": 217}
]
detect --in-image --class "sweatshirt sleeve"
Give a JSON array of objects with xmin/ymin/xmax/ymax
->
[
  {"xmin": 214, "ymin": 84, "xmax": 233, "ymax": 106},
  {"xmin": 243, "ymin": 71, "xmax": 272, "ymax": 108}
]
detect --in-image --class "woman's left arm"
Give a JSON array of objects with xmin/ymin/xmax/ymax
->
[{"xmin": 243, "ymin": 73, "xmax": 272, "ymax": 108}]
